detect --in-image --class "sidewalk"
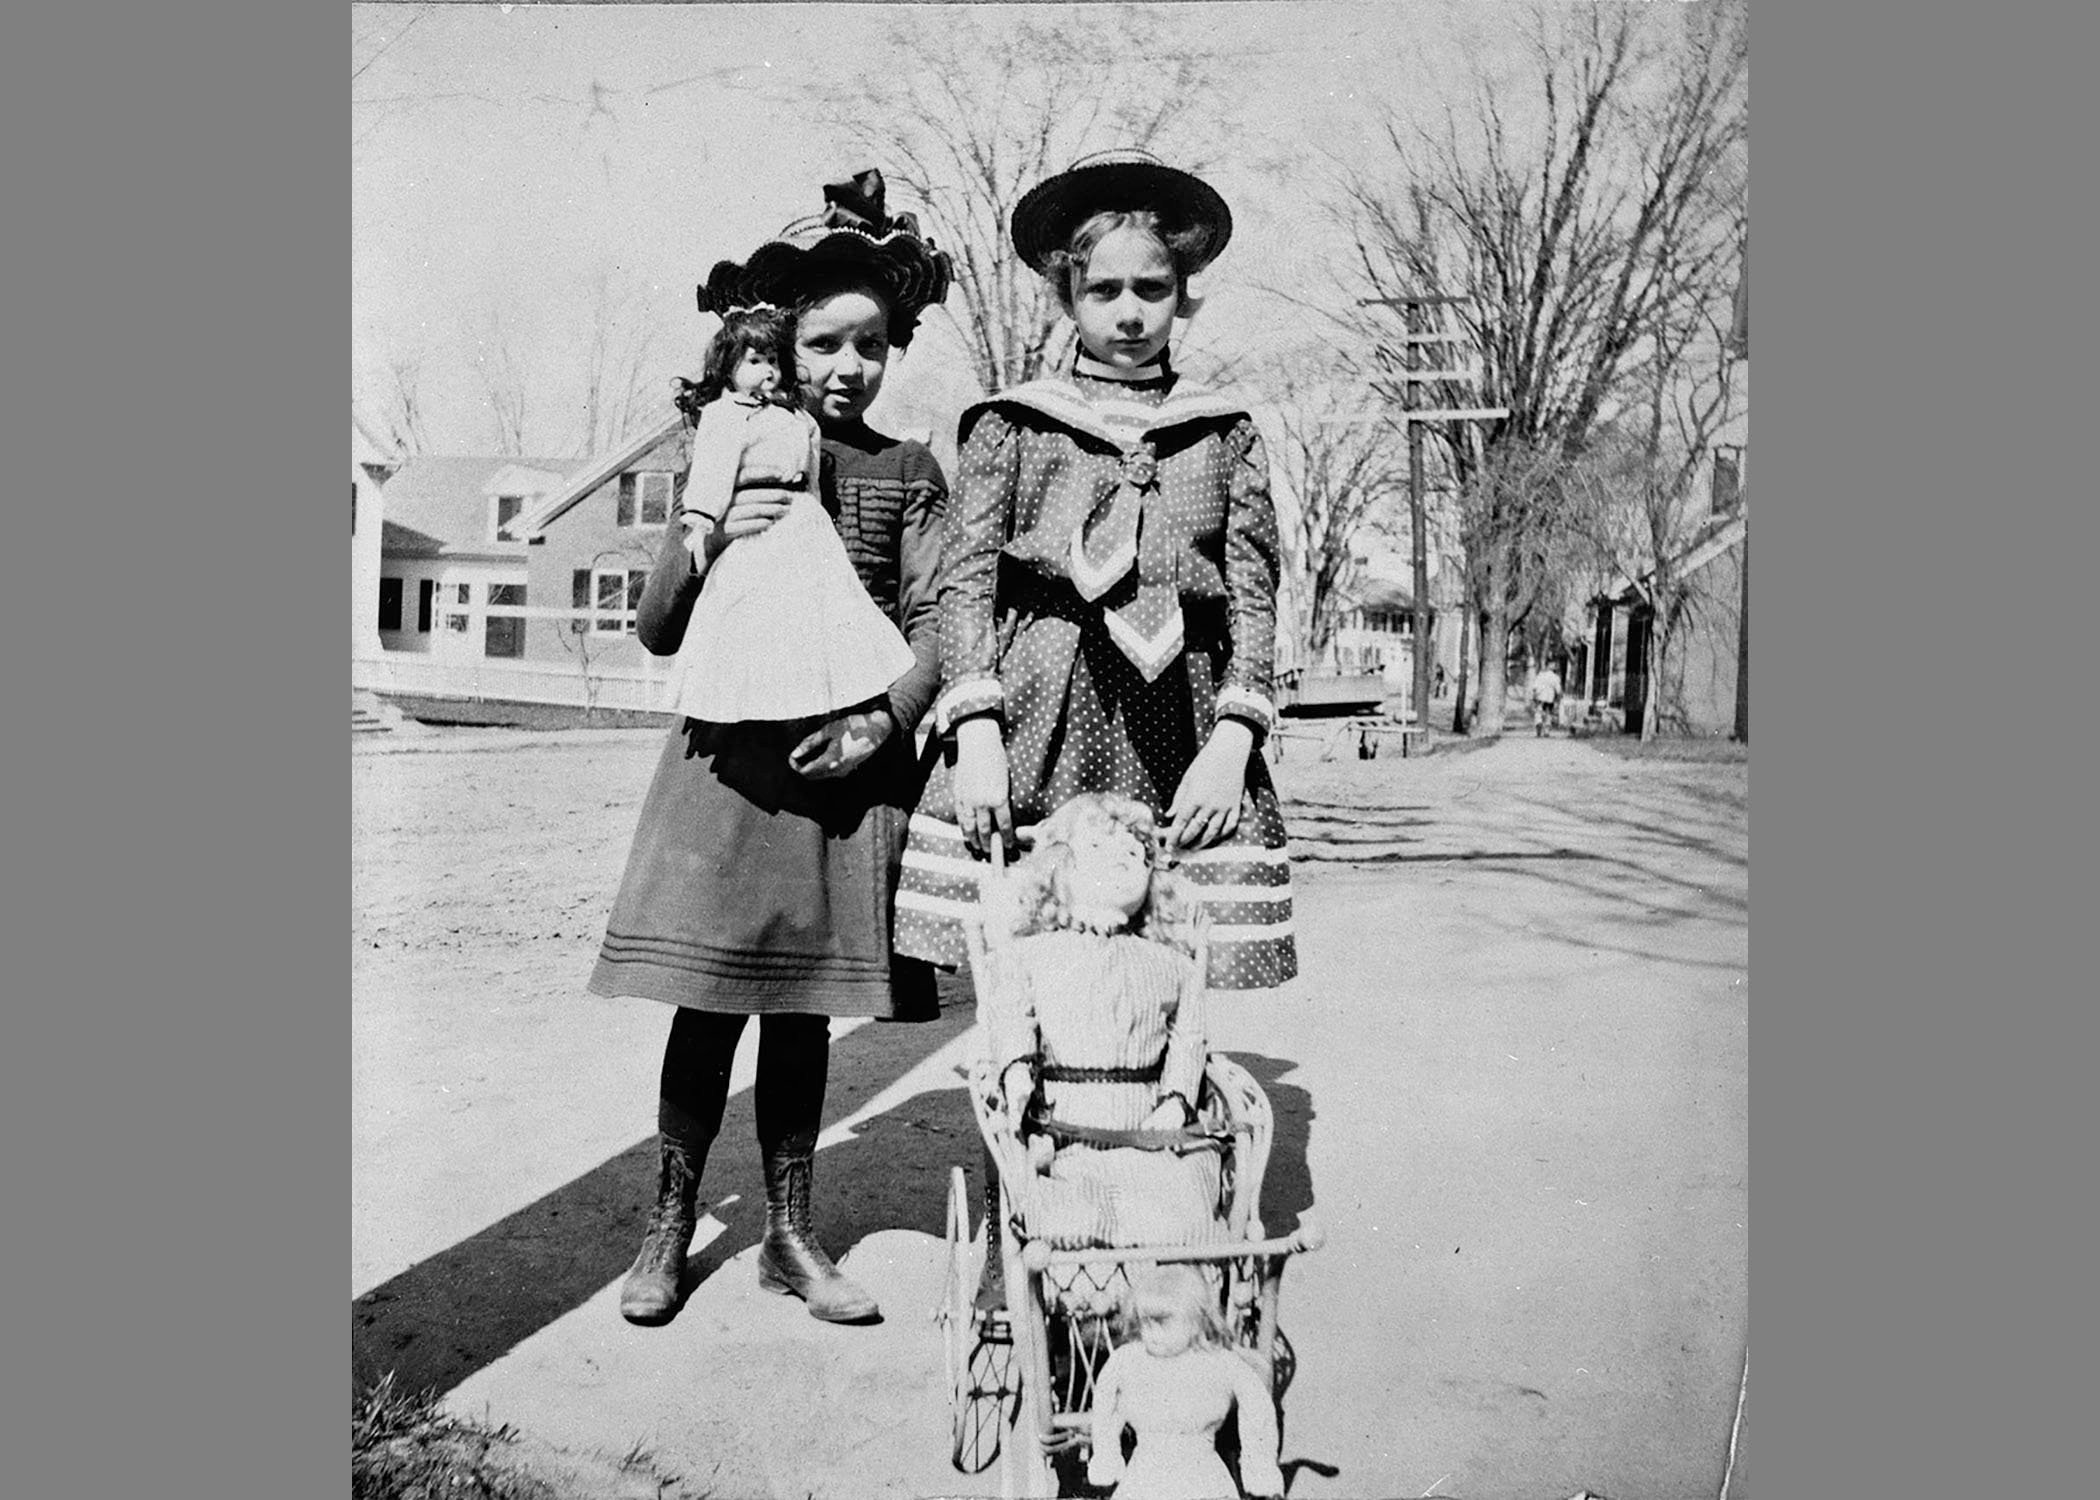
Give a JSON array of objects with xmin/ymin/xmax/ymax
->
[{"xmin": 355, "ymin": 732, "xmax": 1746, "ymax": 1499}]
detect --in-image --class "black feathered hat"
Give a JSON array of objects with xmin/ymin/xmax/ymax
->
[{"xmin": 696, "ymin": 170, "xmax": 953, "ymax": 345}]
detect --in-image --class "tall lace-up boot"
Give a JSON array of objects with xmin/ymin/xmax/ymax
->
[
  {"xmin": 756, "ymin": 1130, "xmax": 880, "ymax": 1323},
  {"xmin": 618, "ymin": 1127, "xmax": 707, "ymax": 1324}
]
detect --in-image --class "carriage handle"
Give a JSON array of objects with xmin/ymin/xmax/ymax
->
[{"xmin": 1017, "ymin": 1214, "xmax": 1323, "ymax": 1272}]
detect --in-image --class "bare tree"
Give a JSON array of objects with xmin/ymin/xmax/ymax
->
[
  {"xmin": 829, "ymin": 6, "xmax": 1231, "ymax": 395},
  {"xmin": 1263, "ymin": 367, "xmax": 1411, "ymax": 676},
  {"xmin": 575, "ymin": 269, "xmax": 669, "ymax": 458},
  {"xmin": 362, "ymin": 345, "xmax": 433, "ymax": 458},
  {"xmin": 1568, "ymin": 308, "xmax": 1745, "ymax": 741},
  {"xmin": 1334, "ymin": 1, "xmax": 1747, "ymax": 733},
  {"xmin": 473, "ymin": 310, "xmax": 534, "ymax": 457}
]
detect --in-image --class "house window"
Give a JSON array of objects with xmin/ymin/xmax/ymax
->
[
  {"xmin": 378, "ymin": 576, "xmax": 403, "ymax": 632},
  {"xmin": 617, "ymin": 472, "xmax": 673, "ymax": 527},
  {"xmin": 352, "ymin": 480, "xmax": 358, "ymax": 535},
  {"xmin": 1711, "ymin": 447, "xmax": 1743, "ymax": 514},
  {"xmin": 417, "ymin": 578, "xmax": 435, "ymax": 633},
  {"xmin": 485, "ymin": 584, "xmax": 526, "ymax": 658},
  {"xmin": 582, "ymin": 567, "xmax": 650, "ymax": 632},
  {"xmin": 445, "ymin": 613, "xmax": 471, "ymax": 633},
  {"xmin": 456, "ymin": 582, "xmax": 472, "ymax": 606},
  {"xmin": 494, "ymin": 494, "xmax": 526, "ymax": 539}
]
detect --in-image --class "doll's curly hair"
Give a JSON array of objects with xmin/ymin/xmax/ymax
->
[
  {"xmin": 670, "ymin": 305, "xmax": 799, "ymax": 425},
  {"xmin": 986, "ymin": 792, "xmax": 1201, "ymax": 955},
  {"xmin": 1116, "ymin": 1263, "xmax": 1231, "ymax": 1351}
]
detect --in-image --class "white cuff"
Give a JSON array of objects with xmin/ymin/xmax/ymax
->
[
  {"xmin": 1213, "ymin": 685, "xmax": 1277, "ymax": 737},
  {"xmin": 934, "ymin": 676, "xmax": 1005, "ymax": 735}
]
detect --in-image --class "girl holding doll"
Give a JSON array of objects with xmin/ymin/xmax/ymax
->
[
  {"xmin": 665, "ymin": 301, "xmax": 917, "ymax": 724},
  {"xmin": 591, "ymin": 171, "xmax": 953, "ymax": 1328}
]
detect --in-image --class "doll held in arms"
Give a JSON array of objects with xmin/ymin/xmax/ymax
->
[
  {"xmin": 1086, "ymin": 1263, "xmax": 1285, "ymax": 1500},
  {"xmin": 665, "ymin": 303, "xmax": 915, "ymax": 728},
  {"xmin": 979, "ymin": 793, "xmax": 1233, "ymax": 1254}
]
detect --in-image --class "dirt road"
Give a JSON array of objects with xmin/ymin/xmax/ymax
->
[{"xmin": 355, "ymin": 727, "xmax": 1746, "ymax": 1499}]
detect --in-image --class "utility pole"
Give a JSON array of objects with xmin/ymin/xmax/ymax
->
[{"xmin": 1361, "ymin": 293, "xmax": 1507, "ymax": 733}]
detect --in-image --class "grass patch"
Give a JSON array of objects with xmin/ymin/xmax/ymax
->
[
  {"xmin": 381, "ymin": 695, "xmax": 676, "ymax": 732},
  {"xmin": 1581, "ymin": 734, "xmax": 1747, "ymax": 765},
  {"xmin": 354, "ymin": 1373, "xmax": 690, "ymax": 1499},
  {"xmin": 354, "ymin": 1373, "xmax": 552, "ymax": 1500}
]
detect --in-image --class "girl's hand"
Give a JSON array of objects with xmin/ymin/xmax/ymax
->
[
  {"xmin": 1165, "ymin": 720, "xmax": 1255, "ymax": 851},
  {"xmin": 718, "ymin": 484, "xmax": 797, "ymax": 540},
  {"xmin": 789, "ymin": 706, "xmax": 894, "ymax": 781},
  {"xmin": 685, "ymin": 485, "xmax": 799, "ymax": 568},
  {"xmin": 952, "ymin": 717, "xmax": 1014, "ymax": 855}
]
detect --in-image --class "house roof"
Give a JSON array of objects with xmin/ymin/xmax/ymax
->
[
  {"xmin": 1597, "ymin": 508, "xmax": 1747, "ymax": 604},
  {"xmin": 518, "ymin": 408, "xmax": 685, "ymax": 536},
  {"xmin": 379, "ymin": 455, "xmax": 570, "ymax": 555},
  {"xmin": 381, "ymin": 519, "xmax": 446, "ymax": 558}
]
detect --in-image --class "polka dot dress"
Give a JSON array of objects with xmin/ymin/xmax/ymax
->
[{"xmin": 895, "ymin": 360, "xmax": 1298, "ymax": 992}]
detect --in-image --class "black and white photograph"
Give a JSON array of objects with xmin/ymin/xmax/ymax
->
[{"xmin": 353, "ymin": 4, "xmax": 1748, "ymax": 1497}]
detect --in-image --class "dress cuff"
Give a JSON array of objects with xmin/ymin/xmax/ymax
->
[
  {"xmin": 1213, "ymin": 686, "xmax": 1277, "ymax": 738},
  {"xmin": 934, "ymin": 676, "xmax": 1006, "ymax": 736}
]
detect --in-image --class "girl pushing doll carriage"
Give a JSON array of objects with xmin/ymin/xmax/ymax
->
[{"xmin": 938, "ymin": 794, "xmax": 1317, "ymax": 1498}]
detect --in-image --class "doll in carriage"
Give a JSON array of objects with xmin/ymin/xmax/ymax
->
[{"xmin": 940, "ymin": 793, "xmax": 1317, "ymax": 1498}]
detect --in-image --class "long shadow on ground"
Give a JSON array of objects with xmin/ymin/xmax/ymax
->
[
  {"xmin": 353, "ymin": 972, "xmax": 983, "ymax": 1398},
  {"xmin": 353, "ymin": 976, "xmax": 1331, "ymax": 1410}
]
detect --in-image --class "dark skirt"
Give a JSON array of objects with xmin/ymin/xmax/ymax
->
[{"xmin": 589, "ymin": 715, "xmax": 939, "ymax": 1020}]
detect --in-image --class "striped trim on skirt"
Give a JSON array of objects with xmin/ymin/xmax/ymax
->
[{"xmin": 894, "ymin": 806, "xmax": 1299, "ymax": 993}]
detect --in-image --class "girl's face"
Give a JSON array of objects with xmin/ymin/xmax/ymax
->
[
  {"xmin": 1070, "ymin": 226, "xmax": 1179, "ymax": 372},
  {"xmin": 731, "ymin": 346, "xmax": 781, "ymax": 396},
  {"xmin": 1138, "ymin": 1305, "xmax": 1200, "ymax": 1359},
  {"xmin": 794, "ymin": 289, "xmax": 892, "ymax": 424},
  {"xmin": 1065, "ymin": 816, "xmax": 1153, "ymax": 921}
]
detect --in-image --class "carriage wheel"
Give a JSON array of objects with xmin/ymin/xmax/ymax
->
[
  {"xmin": 944, "ymin": 1167, "xmax": 1018, "ymax": 1475},
  {"xmin": 941, "ymin": 1168, "xmax": 972, "ymax": 1398}
]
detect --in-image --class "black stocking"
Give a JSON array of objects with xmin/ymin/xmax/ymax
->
[{"xmin": 658, "ymin": 1009, "xmax": 831, "ymax": 1151}]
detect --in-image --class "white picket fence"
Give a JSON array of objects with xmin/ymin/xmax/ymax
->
[{"xmin": 352, "ymin": 648, "xmax": 676, "ymax": 714}]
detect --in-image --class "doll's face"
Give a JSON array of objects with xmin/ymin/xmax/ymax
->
[
  {"xmin": 1137, "ymin": 1305, "xmax": 1200, "ymax": 1358},
  {"xmin": 1063, "ymin": 817, "xmax": 1153, "ymax": 923},
  {"xmin": 730, "ymin": 346, "xmax": 781, "ymax": 396}
]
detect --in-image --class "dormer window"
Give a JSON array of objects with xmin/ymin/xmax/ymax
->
[
  {"xmin": 618, "ymin": 472, "xmax": 673, "ymax": 527},
  {"xmin": 493, "ymin": 493, "xmax": 527, "ymax": 540}
]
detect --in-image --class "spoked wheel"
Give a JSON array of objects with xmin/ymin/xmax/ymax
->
[
  {"xmin": 940, "ymin": 1168, "xmax": 972, "ymax": 1398},
  {"xmin": 942, "ymin": 1167, "xmax": 1018, "ymax": 1476}
]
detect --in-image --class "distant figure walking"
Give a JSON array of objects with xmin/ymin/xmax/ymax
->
[{"xmin": 1529, "ymin": 660, "xmax": 1563, "ymax": 736}]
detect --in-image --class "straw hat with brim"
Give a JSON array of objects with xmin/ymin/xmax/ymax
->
[
  {"xmin": 696, "ymin": 170, "xmax": 953, "ymax": 344},
  {"xmin": 1010, "ymin": 149, "xmax": 1233, "ymax": 278}
]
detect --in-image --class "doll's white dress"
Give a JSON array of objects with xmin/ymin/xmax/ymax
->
[
  {"xmin": 668, "ymin": 394, "xmax": 916, "ymax": 723},
  {"xmin": 1087, "ymin": 1345, "xmax": 1285, "ymax": 1500}
]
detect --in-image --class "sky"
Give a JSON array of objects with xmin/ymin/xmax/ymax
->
[{"xmin": 351, "ymin": 1, "xmax": 1700, "ymax": 459}]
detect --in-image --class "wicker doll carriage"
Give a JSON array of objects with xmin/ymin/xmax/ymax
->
[{"xmin": 935, "ymin": 842, "xmax": 1321, "ymax": 1499}]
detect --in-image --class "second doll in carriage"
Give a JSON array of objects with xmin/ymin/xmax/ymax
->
[{"xmin": 945, "ymin": 793, "xmax": 1315, "ymax": 1498}]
